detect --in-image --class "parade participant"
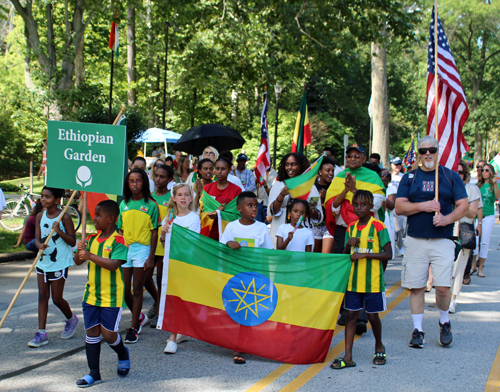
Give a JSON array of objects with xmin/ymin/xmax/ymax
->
[
  {"xmin": 173, "ymin": 150, "xmax": 182, "ymax": 169},
  {"xmin": 193, "ymin": 159, "xmax": 215, "ymax": 209},
  {"xmin": 148, "ymin": 164, "xmax": 176, "ymax": 327},
  {"xmin": 323, "ymin": 147, "xmax": 343, "ymax": 176},
  {"xmin": 469, "ymin": 159, "xmax": 486, "ymax": 273},
  {"xmin": 369, "ymin": 153, "xmax": 381, "ymax": 167},
  {"xmin": 472, "ymin": 163, "xmax": 500, "ymax": 278},
  {"xmin": 160, "ymin": 184, "xmax": 200, "ymax": 354},
  {"xmin": 14, "ymin": 199, "xmax": 43, "ymax": 251},
  {"xmin": 74, "ymin": 200, "xmax": 130, "ymax": 387},
  {"xmin": 185, "ymin": 146, "xmax": 219, "ymax": 187},
  {"xmin": 131, "ymin": 156, "xmax": 155, "ymax": 192},
  {"xmin": 380, "ymin": 168, "xmax": 396, "ymax": 258},
  {"xmin": 150, "ymin": 158, "xmax": 166, "ymax": 183},
  {"xmin": 29, "ymin": 187, "xmax": 78, "ymax": 347},
  {"xmin": 220, "ymin": 191, "xmax": 273, "ymax": 364},
  {"xmin": 174, "ymin": 155, "xmax": 192, "ymax": 184},
  {"xmin": 118, "ymin": 169, "xmax": 160, "ymax": 344},
  {"xmin": 234, "ymin": 153, "xmax": 256, "ymax": 192},
  {"xmin": 255, "ymin": 165, "xmax": 277, "ymax": 223},
  {"xmin": 268, "ymin": 153, "xmax": 322, "ymax": 248},
  {"xmin": 219, "ymin": 150, "xmax": 245, "ymax": 191},
  {"xmin": 324, "ymin": 143, "xmax": 386, "ymax": 255},
  {"xmin": 165, "ymin": 156, "xmax": 174, "ymax": 166},
  {"xmin": 276, "ymin": 199, "xmax": 314, "ymax": 252},
  {"xmin": 330, "ymin": 190, "xmax": 392, "ymax": 369},
  {"xmin": 449, "ymin": 160, "xmax": 480, "ymax": 313},
  {"xmin": 314, "ymin": 157, "xmax": 335, "ymax": 253},
  {"xmin": 395, "ymin": 136, "xmax": 468, "ymax": 348},
  {"xmin": 390, "ymin": 157, "xmax": 404, "ymax": 187},
  {"xmin": 199, "ymin": 158, "xmax": 242, "ymax": 241}
]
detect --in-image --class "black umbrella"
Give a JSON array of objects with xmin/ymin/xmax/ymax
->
[{"xmin": 173, "ymin": 124, "xmax": 246, "ymax": 155}]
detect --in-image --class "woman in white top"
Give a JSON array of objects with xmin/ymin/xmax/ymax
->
[{"xmin": 267, "ymin": 153, "xmax": 322, "ymax": 249}]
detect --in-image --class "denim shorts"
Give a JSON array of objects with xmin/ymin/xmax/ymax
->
[{"xmin": 123, "ymin": 242, "xmax": 150, "ymax": 268}]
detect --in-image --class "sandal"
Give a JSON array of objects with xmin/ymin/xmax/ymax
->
[
  {"xmin": 373, "ymin": 345, "xmax": 386, "ymax": 365},
  {"xmin": 117, "ymin": 347, "xmax": 130, "ymax": 377},
  {"xmin": 478, "ymin": 272, "xmax": 485, "ymax": 278},
  {"xmin": 470, "ymin": 269, "xmax": 477, "ymax": 276},
  {"xmin": 233, "ymin": 351, "xmax": 246, "ymax": 364},
  {"xmin": 76, "ymin": 374, "xmax": 102, "ymax": 388},
  {"xmin": 463, "ymin": 276, "xmax": 471, "ymax": 285},
  {"xmin": 330, "ymin": 357, "xmax": 356, "ymax": 369}
]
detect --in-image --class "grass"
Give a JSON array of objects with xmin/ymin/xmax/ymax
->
[
  {"xmin": 0, "ymin": 212, "xmax": 97, "ymax": 254},
  {"xmin": 0, "ymin": 177, "xmax": 45, "ymax": 195}
]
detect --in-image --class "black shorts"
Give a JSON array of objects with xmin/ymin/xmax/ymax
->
[{"xmin": 36, "ymin": 267, "xmax": 68, "ymax": 282}]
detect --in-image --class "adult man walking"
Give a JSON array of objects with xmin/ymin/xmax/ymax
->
[
  {"xmin": 234, "ymin": 153, "xmax": 256, "ymax": 192},
  {"xmin": 395, "ymin": 136, "xmax": 468, "ymax": 348}
]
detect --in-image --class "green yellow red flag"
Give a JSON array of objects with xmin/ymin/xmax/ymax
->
[
  {"xmin": 199, "ymin": 190, "xmax": 240, "ymax": 238},
  {"xmin": 285, "ymin": 154, "xmax": 324, "ymax": 200},
  {"xmin": 158, "ymin": 225, "xmax": 351, "ymax": 364},
  {"xmin": 292, "ymin": 89, "xmax": 311, "ymax": 154}
]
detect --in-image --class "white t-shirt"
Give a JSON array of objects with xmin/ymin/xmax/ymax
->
[
  {"xmin": 161, "ymin": 211, "xmax": 201, "ymax": 260},
  {"xmin": 276, "ymin": 223, "xmax": 314, "ymax": 252},
  {"xmin": 228, "ymin": 173, "xmax": 245, "ymax": 191},
  {"xmin": 220, "ymin": 220, "xmax": 273, "ymax": 249},
  {"xmin": 0, "ymin": 189, "xmax": 6, "ymax": 211}
]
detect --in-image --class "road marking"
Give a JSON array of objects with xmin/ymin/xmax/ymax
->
[
  {"xmin": 245, "ymin": 281, "xmax": 404, "ymax": 392},
  {"xmin": 485, "ymin": 341, "xmax": 500, "ymax": 392}
]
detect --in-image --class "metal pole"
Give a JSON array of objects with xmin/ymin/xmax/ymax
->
[
  {"xmin": 162, "ymin": 23, "xmax": 170, "ymax": 129},
  {"xmin": 108, "ymin": 51, "xmax": 114, "ymax": 124},
  {"xmin": 369, "ymin": 117, "xmax": 373, "ymax": 156},
  {"xmin": 273, "ymin": 95, "xmax": 279, "ymax": 170},
  {"xmin": 29, "ymin": 161, "xmax": 33, "ymax": 193}
]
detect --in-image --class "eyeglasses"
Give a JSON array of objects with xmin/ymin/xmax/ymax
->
[
  {"xmin": 128, "ymin": 179, "xmax": 143, "ymax": 184},
  {"xmin": 418, "ymin": 147, "xmax": 438, "ymax": 155},
  {"xmin": 476, "ymin": 165, "xmax": 484, "ymax": 169},
  {"xmin": 482, "ymin": 169, "xmax": 490, "ymax": 173},
  {"xmin": 204, "ymin": 151, "xmax": 215, "ymax": 156},
  {"xmin": 380, "ymin": 173, "xmax": 391, "ymax": 177},
  {"xmin": 458, "ymin": 170, "xmax": 465, "ymax": 175},
  {"xmin": 346, "ymin": 154, "xmax": 362, "ymax": 159}
]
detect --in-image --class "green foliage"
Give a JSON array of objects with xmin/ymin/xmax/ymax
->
[
  {"xmin": 0, "ymin": 182, "xmax": 21, "ymax": 192},
  {"xmin": 0, "ymin": 110, "xmax": 30, "ymax": 179}
]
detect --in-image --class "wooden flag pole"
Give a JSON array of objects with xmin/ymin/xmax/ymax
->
[
  {"xmin": 113, "ymin": 104, "xmax": 126, "ymax": 125},
  {"xmin": 434, "ymin": 0, "xmax": 440, "ymax": 206},
  {"xmin": 0, "ymin": 190, "xmax": 79, "ymax": 329}
]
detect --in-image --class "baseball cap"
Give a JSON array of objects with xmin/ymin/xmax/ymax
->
[
  {"xmin": 346, "ymin": 143, "xmax": 366, "ymax": 156},
  {"xmin": 391, "ymin": 157, "xmax": 402, "ymax": 165},
  {"xmin": 236, "ymin": 153, "xmax": 249, "ymax": 161}
]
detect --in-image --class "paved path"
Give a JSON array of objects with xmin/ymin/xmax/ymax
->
[{"xmin": 1, "ymin": 226, "xmax": 500, "ymax": 392}]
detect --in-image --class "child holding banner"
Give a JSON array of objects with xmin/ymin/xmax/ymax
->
[
  {"xmin": 29, "ymin": 187, "xmax": 78, "ymax": 347},
  {"xmin": 118, "ymin": 168, "xmax": 160, "ymax": 344},
  {"xmin": 159, "ymin": 184, "xmax": 200, "ymax": 354},
  {"xmin": 276, "ymin": 199, "xmax": 314, "ymax": 252},
  {"xmin": 74, "ymin": 200, "xmax": 130, "ymax": 388}
]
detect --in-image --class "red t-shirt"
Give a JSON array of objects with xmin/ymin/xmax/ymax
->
[
  {"xmin": 203, "ymin": 181, "xmax": 241, "ymax": 205},
  {"xmin": 24, "ymin": 215, "xmax": 37, "ymax": 244}
]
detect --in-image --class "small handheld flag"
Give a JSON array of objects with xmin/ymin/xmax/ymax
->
[
  {"xmin": 292, "ymin": 88, "xmax": 311, "ymax": 154},
  {"xmin": 294, "ymin": 216, "xmax": 304, "ymax": 232},
  {"xmin": 285, "ymin": 155, "xmax": 324, "ymax": 201},
  {"xmin": 403, "ymin": 137, "xmax": 416, "ymax": 170}
]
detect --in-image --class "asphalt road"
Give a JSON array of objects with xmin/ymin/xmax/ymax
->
[{"xmin": 1, "ymin": 226, "xmax": 500, "ymax": 392}]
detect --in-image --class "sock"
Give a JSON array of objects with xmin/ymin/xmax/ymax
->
[
  {"xmin": 439, "ymin": 309, "xmax": 450, "ymax": 325},
  {"xmin": 85, "ymin": 336, "xmax": 101, "ymax": 381},
  {"xmin": 109, "ymin": 334, "xmax": 129, "ymax": 361},
  {"xmin": 39, "ymin": 329, "xmax": 46, "ymax": 335},
  {"xmin": 67, "ymin": 314, "xmax": 75, "ymax": 322},
  {"xmin": 411, "ymin": 314, "xmax": 424, "ymax": 332}
]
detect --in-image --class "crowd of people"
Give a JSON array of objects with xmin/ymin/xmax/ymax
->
[{"xmin": 18, "ymin": 136, "xmax": 497, "ymax": 387}]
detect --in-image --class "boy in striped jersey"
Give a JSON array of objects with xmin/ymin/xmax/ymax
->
[
  {"xmin": 331, "ymin": 190, "xmax": 392, "ymax": 370},
  {"xmin": 74, "ymin": 200, "xmax": 130, "ymax": 388}
]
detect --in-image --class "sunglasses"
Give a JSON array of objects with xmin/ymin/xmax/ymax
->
[
  {"xmin": 482, "ymin": 169, "xmax": 490, "ymax": 173},
  {"xmin": 458, "ymin": 170, "xmax": 465, "ymax": 175},
  {"xmin": 380, "ymin": 173, "xmax": 391, "ymax": 177},
  {"xmin": 155, "ymin": 163, "xmax": 164, "ymax": 167},
  {"xmin": 476, "ymin": 165, "xmax": 484, "ymax": 169},
  {"xmin": 346, "ymin": 154, "xmax": 362, "ymax": 159},
  {"xmin": 418, "ymin": 147, "xmax": 438, "ymax": 155}
]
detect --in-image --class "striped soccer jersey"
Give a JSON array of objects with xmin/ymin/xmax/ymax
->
[
  {"xmin": 344, "ymin": 217, "xmax": 390, "ymax": 293},
  {"xmin": 82, "ymin": 231, "xmax": 128, "ymax": 307}
]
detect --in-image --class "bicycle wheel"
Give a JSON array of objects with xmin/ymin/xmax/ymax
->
[
  {"xmin": 0, "ymin": 200, "xmax": 29, "ymax": 231},
  {"xmin": 58, "ymin": 204, "xmax": 82, "ymax": 232}
]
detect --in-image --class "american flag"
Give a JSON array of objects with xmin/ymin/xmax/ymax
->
[
  {"xmin": 426, "ymin": 6, "xmax": 469, "ymax": 171},
  {"xmin": 255, "ymin": 92, "xmax": 270, "ymax": 185},
  {"xmin": 403, "ymin": 137, "xmax": 416, "ymax": 169}
]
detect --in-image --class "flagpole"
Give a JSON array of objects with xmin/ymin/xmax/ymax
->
[
  {"xmin": 108, "ymin": 50, "xmax": 114, "ymax": 124},
  {"xmin": 434, "ymin": 0, "xmax": 439, "ymax": 204}
]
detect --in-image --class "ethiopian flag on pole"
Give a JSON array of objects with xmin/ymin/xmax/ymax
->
[
  {"xmin": 199, "ymin": 190, "xmax": 240, "ymax": 238},
  {"xmin": 158, "ymin": 225, "xmax": 351, "ymax": 364},
  {"xmin": 292, "ymin": 89, "xmax": 311, "ymax": 154},
  {"xmin": 285, "ymin": 154, "xmax": 324, "ymax": 200}
]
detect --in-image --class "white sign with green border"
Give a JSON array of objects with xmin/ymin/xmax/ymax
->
[{"xmin": 46, "ymin": 121, "xmax": 127, "ymax": 195}]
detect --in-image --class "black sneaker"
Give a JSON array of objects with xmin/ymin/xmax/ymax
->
[
  {"xmin": 337, "ymin": 315, "xmax": 346, "ymax": 326},
  {"xmin": 439, "ymin": 321, "xmax": 453, "ymax": 346},
  {"xmin": 409, "ymin": 328, "xmax": 425, "ymax": 348},
  {"xmin": 355, "ymin": 321, "xmax": 367, "ymax": 335},
  {"xmin": 124, "ymin": 328, "xmax": 139, "ymax": 344}
]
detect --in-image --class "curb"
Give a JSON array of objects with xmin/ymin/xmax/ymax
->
[{"xmin": 0, "ymin": 251, "xmax": 37, "ymax": 263}]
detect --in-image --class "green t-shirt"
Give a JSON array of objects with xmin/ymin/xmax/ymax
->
[{"xmin": 480, "ymin": 183, "xmax": 496, "ymax": 217}]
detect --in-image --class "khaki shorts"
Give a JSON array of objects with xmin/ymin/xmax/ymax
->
[{"xmin": 401, "ymin": 236, "xmax": 455, "ymax": 289}]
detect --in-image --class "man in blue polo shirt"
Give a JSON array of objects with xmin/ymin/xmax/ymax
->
[{"xmin": 395, "ymin": 136, "xmax": 468, "ymax": 349}]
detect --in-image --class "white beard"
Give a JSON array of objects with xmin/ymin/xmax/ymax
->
[{"xmin": 423, "ymin": 160, "xmax": 435, "ymax": 169}]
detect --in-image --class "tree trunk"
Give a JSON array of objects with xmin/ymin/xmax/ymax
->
[
  {"xmin": 74, "ymin": 34, "xmax": 85, "ymax": 87},
  {"xmin": 371, "ymin": 38, "xmax": 390, "ymax": 168},
  {"xmin": 23, "ymin": 24, "xmax": 35, "ymax": 89},
  {"xmin": 231, "ymin": 88, "xmax": 239, "ymax": 127},
  {"xmin": 127, "ymin": 0, "xmax": 137, "ymax": 105}
]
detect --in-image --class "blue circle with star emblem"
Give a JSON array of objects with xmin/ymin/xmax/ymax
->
[{"xmin": 222, "ymin": 272, "xmax": 278, "ymax": 327}]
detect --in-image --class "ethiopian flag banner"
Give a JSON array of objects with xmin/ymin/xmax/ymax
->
[
  {"xmin": 158, "ymin": 225, "xmax": 351, "ymax": 364},
  {"xmin": 324, "ymin": 167, "xmax": 386, "ymax": 236},
  {"xmin": 199, "ymin": 190, "xmax": 240, "ymax": 238},
  {"xmin": 292, "ymin": 89, "xmax": 311, "ymax": 154},
  {"xmin": 285, "ymin": 155, "xmax": 324, "ymax": 200}
]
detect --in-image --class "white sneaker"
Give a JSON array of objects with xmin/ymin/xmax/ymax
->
[
  {"xmin": 176, "ymin": 334, "xmax": 188, "ymax": 344},
  {"xmin": 449, "ymin": 299, "xmax": 457, "ymax": 314},
  {"xmin": 164, "ymin": 341, "xmax": 178, "ymax": 354}
]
